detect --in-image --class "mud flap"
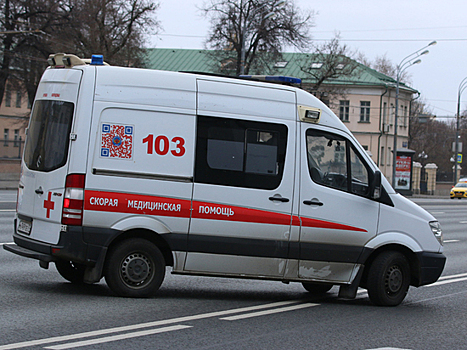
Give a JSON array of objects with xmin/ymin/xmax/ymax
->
[
  {"xmin": 83, "ymin": 247, "xmax": 108, "ymax": 284},
  {"xmin": 338, "ymin": 265, "xmax": 364, "ymax": 299}
]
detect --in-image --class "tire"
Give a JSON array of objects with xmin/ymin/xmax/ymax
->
[
  {"xmin": 104, "ymin": 238, "xmax": 165, "ymax": 298},
  {"xmin": 55, "ymin": 260, "xmax": 86, "ymax": 284},
  {"xmin": 302, "ymin": 282, "xmax": 333, "ymax": 294},
  {"xmin": 366, "ymin": 251, "xmax": 410, "ymax": 306}
]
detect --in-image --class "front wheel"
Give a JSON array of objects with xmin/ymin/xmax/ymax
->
[
  {"xmin": 104, "ymin": 238, "xmax": 165, "ymax": 297},
  {"xmin": 366, "ymin": 251, "xmax": 410, "ymax": 306}
]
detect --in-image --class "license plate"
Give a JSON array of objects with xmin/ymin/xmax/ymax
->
[{"xmin": 17, "ymin": 219, "xmax": 32, "ymax": 235}]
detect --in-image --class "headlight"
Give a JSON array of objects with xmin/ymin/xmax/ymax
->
[{"xmin": 429, "ymin": 221, "xmax": 443, "ymax": 245}]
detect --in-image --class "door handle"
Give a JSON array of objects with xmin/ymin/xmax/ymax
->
[
  {"xmin": 303, "ymin": 199, "xmax": 323, "ymax": 206},
  {"xmin": 35, "ymin": 187, "xmax": 44, "ymax": 195},
  {"xmin": 269, "ymin": 195, "xmax": 290, "ymax": 203}
]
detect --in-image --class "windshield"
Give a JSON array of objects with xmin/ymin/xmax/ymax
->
[
  {"xmin": 23, "ymin": 100, "xmax": 74, "ymax": 172},
  {"xmin": 455, "ymin": 183, "xmax": 467, "ymax": 188}
]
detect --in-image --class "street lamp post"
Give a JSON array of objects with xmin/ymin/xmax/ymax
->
[
  {"xmin": 454, "ymin": 77, "xmax": 467, "ymax": 184},
  {"xmin": 239, "ymin": 0, "xmax": 286, "ymax": 75},
  {"xmin": 391, "ymin": 41, "xmax": 437, "ymax": 189}
]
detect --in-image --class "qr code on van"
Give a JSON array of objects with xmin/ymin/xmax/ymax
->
[{"xmin": 100, "ymin": 123, "xmax": 133, "ymax": 159}]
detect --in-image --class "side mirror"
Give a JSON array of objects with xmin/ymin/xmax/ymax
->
[{"xmin": 370, "ymin": 171, "xmax": 382, "ymax": 199}]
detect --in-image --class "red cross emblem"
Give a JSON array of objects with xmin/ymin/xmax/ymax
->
[{"xmin": 43, "ymin": 192, "xmax": 55, "ymax": 218}]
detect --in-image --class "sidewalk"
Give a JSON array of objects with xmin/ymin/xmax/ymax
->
[{"xmin": 0, "ymin": 173, "xmax": 19, "ymax": 190}]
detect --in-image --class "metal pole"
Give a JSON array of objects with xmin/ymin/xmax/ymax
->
[
  {"xmin": 392, "ymin": 75, "xmax": 400, "ymax": 189},
  {"xmin": 455, "ymin": 89, "xmax": 461, "ymax": 184},
  {"xmin": 455, "ymin": 77, "xmax": 467, "ymax": 184},
  {"xmin": 240, "ymin": 0, "xmax": 246, "ymax": 75},
  {"xmin": 390, "ymin": 41, "xmax": 436, "ymax": 189},
  {"xmin": 238, "ymin": 0, "xmax": 285, "ymax": 76}
]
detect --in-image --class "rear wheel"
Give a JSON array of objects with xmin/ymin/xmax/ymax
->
[
  {"xmin": 55, "ymin": 261, "xmax": 86, "ymax": 284},
  {"xmin": 367, "ymin": 251, "xmax": 410, "ymax": 306},
  {"xmin": 302, "ymin": 282, "xmax": 333, "ymax": 294},
  {"xmin": 104, "ymin": 238, "xmax": 165, "ymax": 297}
]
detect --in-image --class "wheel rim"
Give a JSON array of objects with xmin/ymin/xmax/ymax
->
[
  {"xmin": 385, "ymin": 265, "xmax": 403, "ymax": 294},
  {"xmin": 120, "ymin": 252, "xmax": 154, "ymax": 289}
]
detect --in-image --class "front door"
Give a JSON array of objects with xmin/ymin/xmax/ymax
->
[{"xmin": 298, "ymin": 125, "xmax": 379, "ymax": 283}]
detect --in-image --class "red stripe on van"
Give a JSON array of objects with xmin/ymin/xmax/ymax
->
[
  {"xmin": 83, "ymin": 190, "xmax": 366, "ymax": 232},
  {"xmin": 192, "ymin": 201, "xmax": 291, "ymax": 225},
  {"xmin": 300, "ymin": 216, "xmax": 367, "ymax": 232},
  {"xmin": 84, "ymin": 190, "xmax": 191, "ymax": 218}
]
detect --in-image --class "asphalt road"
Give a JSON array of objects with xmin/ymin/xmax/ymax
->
[{"xmin": 1, "ymin": 191, "xmax": 466, "ymax": 350}]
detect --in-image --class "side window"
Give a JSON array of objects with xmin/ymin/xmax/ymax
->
[
  {"xmin": 195, "ymin": 116, "xmax": 287, "ymax": 189},
  {"xmin": 306, "ymin": 129, "xmax": 371, "ymax": 196}
]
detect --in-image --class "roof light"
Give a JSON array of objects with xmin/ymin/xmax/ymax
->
[
  {"xmin": 91, "ymin": 55, "xmax": 104, "ymax": 65},
  {"xmin": 298, "ymin": 106, "xmax": 321, "ymax": 123},
  {"xmin": 240, "ymin": 75, "xmax": 301, "ymax": 84}
]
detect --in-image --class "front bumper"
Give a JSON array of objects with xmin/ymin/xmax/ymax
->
[
  {"xmin": 450, "ymin": 191, "xmax": 467, "ymax": 198},
  {"xmin": 416, "ymin": 251, "xmax": 446, "ymax": 286}
]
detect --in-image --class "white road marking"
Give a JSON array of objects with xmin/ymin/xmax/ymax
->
[
  {"xmin": 0, "ymin": 242, "xmax": 14, "ymax": 246},
  {"xmin": 44, "ymin": 325, "xmax": 192, "ymax": 350},
  {"xmin": 0, "ymin": 209, "xmax": 15, "ymax": 212},
  {"xmin": 366, "ymin": 348, "xmax": 412, "ymax": 350},
  {"xmin": 428, "ymin": 276, "xmax": 467, "ymax": 286},
  {"xmin": 0, "ymin": 300, "xmax": 301, "ymax": 350},
  {"xmin": 460, "ymin": 221, "xmax": 467, "ymax": 224},
  {"xmin": 220, "ymin": 303, "xmax": 319, "ymax": 321},
  {"xmin": 444, "ymin": 239, "xmax": 460, "ymax": 243},
  {"xmin": 438, "ymin": 272, "xmax": 467, "ymax": 280}
]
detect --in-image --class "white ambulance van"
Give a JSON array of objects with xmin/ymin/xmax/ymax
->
[{"xmin": 4, "ymin": 53, "xmax": 445, "ymax": 306}]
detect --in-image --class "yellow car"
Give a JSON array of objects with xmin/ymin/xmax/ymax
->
[{"xmin": 450, "ymin": 182, "xmax": 467, "ymax": 199}]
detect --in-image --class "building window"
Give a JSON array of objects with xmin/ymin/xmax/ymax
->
[
  {"xmin": 274, "ymin": 61, "xmax": 288, "ymax": 68},
  {"xmin": 390, "ymin": 103, "xmax": 394, "ymax": 125},
  {"xmin": 5, "ymin": 86, "xmax": 11, "ymax": 107},
  {"xmin": 360, "ymin": 101, "xmax": 370, "ymax": 122},
  {"xmin": 4, "ymin": 128, "xmax": 9, "ymax": 146},
  {"xmin": 16, "ymin": 91, "xmax": 22, "ymax": 108},
  {"xmin": 383, "ymin": 102, "xmax": 387, "ymax": 125},
  {"xmin": 387, "ymin": 147, "xmax": 392, "ymax": 166},
  {"xmin": 380, "ymin": 147, "xmax": 385, "ymax": 166},
  {"xmin": 14, "ymin": 129, "xmax": 20, "ymax": 147},
  {"xmin": 339, "ymin": 100, "xmax": 350, "ymax": 122},
  {"xmin": 404, "ymin": 106, "xmax": 408, "ymax": 127}
]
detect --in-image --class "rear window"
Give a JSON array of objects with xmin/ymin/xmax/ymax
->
[{"xmin": 23, "ymin": 100, "xmax": 74, "ymax": 172}]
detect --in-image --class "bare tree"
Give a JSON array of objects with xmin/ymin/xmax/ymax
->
[
  {"xmin": 1, "ymin": 0, "xmax": 160, "ymax": 108},
  {"xmin": 201, "ymin": 0, "xmax": 313, "ymax": 76},
  {"xmin": 356, "ymin": 52, "xmax": 411, "ymax": 83},
  {"xmin": 298, "ymin": 35, "xmax": 360, "ymax": 102},
  {"xmin": 60, "ymin": 0, "xmax": 160, "ymax": 66},
  {"xmin": 0, "ymin": 0, "xmax": 71, "ymax": 108}
]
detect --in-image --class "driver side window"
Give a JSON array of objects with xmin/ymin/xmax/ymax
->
[{"xmin": 306, "ymin": 129, "xmax": 370, "ymax": 196}]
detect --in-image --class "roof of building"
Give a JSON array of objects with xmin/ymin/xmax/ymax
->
[{"xmin": 144, "ymin": 48, "xmax": 418, "ymax": 93}]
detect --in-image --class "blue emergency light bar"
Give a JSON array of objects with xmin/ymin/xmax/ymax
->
[
  {"xmin": 240, "ymin": 75, "xmax": 301, "ymax": 84},
  {"xmin": 91, "ymin": 55, "xmax": 104, "ymax": 65}
]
